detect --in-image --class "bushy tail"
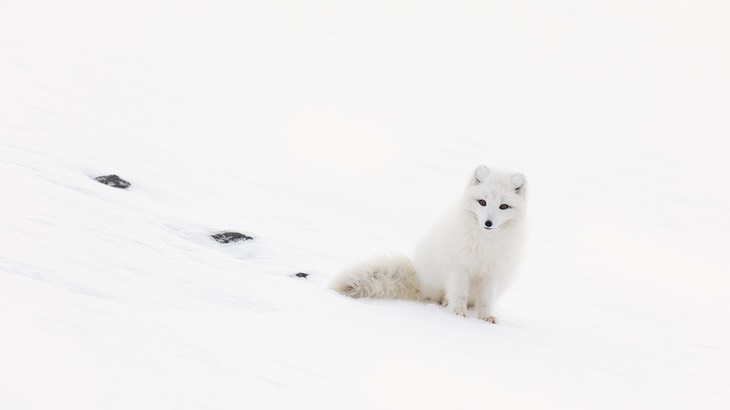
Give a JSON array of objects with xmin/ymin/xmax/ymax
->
[{"xmin": 329, "ymin": 254, "xmax": 420, "ymax": 300}]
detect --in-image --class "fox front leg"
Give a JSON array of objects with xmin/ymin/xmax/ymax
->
[
  {"xmin": 474, "ymin": 279, "xmax": 499, "ymax": 324},
  {"xmin": 444, "ymin": 272, "xmax": 470, "ymax": 317}
]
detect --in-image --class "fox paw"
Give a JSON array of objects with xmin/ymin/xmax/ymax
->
[
  {"xmin": 451, "ymin": 307, "xmax": 469, "ymax": 317},
  {"xmin": 480, "ymin": 316, "xmax": 498, "ymax": 324}
]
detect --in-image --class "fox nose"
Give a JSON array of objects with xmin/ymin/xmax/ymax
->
[{"xmin": 485, "ymin": 220, "xmax": 493, "ymax": 228}]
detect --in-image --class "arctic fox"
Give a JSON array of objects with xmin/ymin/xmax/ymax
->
[{"xmin": 330, "ymin": 165, "xmax": 527, "ymax": 323}]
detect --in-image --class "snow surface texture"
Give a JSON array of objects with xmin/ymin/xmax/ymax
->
[{"xmin": 1, "ymin": 1, "xmax": 729, "ymax": 409}]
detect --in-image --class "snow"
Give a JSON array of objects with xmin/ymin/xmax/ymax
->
[{"xmin": 1, "ymin": 0, "xmax": 729, "ymax": 408}]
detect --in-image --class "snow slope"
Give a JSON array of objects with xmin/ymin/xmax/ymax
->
[{"xmin": 1, "ymin": 1, "xmax": 729, "ymax": 408}]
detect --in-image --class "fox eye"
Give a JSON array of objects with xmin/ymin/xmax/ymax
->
[
  {"xmin": 478, "ymin": 199, "xmax": 487, "ymax": 206},
  {"xmin": 499, "ymin": 204, "xmax": 510, "ymax": 210}
]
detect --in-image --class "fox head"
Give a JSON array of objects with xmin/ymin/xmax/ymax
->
[{"xmin": 464, "ymin": 165, "xmax": 526, "ymax": 231}]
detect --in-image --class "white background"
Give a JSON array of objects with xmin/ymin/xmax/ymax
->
[{"xmin": 1, "ymin": 1, "xmax": 729, "ymax": 408}]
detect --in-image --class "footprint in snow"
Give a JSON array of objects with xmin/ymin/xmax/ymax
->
[
  {"xmin": 94, "ymin": 174, "xmax": 131, "ymax": 189},
  {"xmin": 211, "ymin": 231, "xmax": 253, "ymax": 244}
]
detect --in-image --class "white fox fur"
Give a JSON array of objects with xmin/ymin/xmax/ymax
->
[
  {"xmin": 329, "ymin": 165, "xmax": 527, "ymax": 323},
  {"xmin": 330, "ymin": 254, "xmax": 420, "ymax": 300}
]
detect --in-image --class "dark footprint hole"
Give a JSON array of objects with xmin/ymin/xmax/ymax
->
[
  {"xmin": 211, "ymin": 231, "xmax": 253, "ymax": 244},
  {"xmin": 95, "ymin": 174, "xmax": 131, "ymax": 189}
]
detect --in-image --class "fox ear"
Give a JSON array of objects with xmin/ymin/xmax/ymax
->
[
  {"xmin": 511, "ymin": 173, "xmax": 526, "ymax": 194},
  {"xmin": 473, "ymin": 165, "xmax": 490, "ymax": 185}
]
